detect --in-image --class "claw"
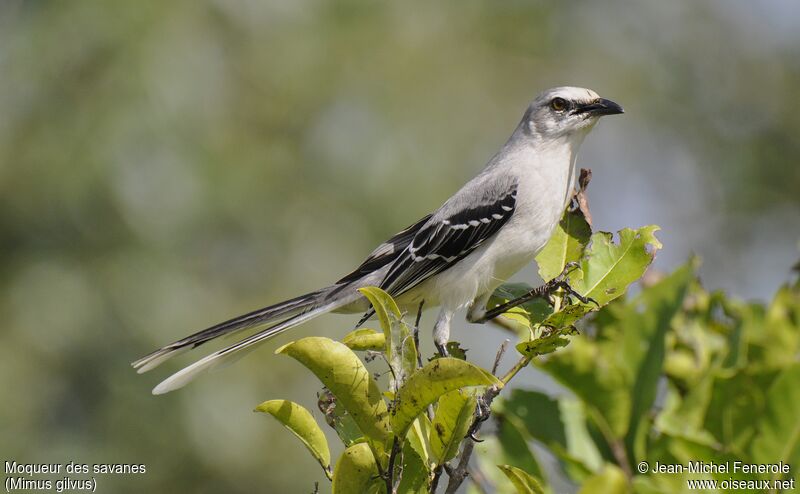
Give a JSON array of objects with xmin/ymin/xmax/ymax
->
[{"xmin": 468, "ymin": 431, "xmax": 484, "ymax": 442}]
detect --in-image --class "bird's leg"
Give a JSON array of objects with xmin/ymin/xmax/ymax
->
[
  {"xmin": 433, "ymin": 310, "xmax": 453, "ymax": 357},
  {"xmin": 466, "ymin": 393, "xmax": 493, "ymax": 442},
  {"xmin": 477, "ymin": 262, "xmax": 596, "ymax": 323},
  {"xmin": 466, "ymin": 292, "xmax": 492, "ymax": 324}
]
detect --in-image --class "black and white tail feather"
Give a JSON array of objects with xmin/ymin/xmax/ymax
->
[
  {"xmin": 133, "ymin": 214, "xmax": 436, "ymax": 394},
  {"xmin": 134, "ymin": 177, "xmax": 519, "ymax": 395}
]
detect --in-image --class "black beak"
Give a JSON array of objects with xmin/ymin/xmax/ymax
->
[{"xmin": 574, "ymin": 98, "xmax": 624, "ymax": 117}]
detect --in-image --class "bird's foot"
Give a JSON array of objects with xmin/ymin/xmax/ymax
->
[
  {"xmin": 545, "ymin": 262, "xmax": 598, "ymax": 307},
  {"xmin": 478, "ymin": 263, "xmax": 596, "ymax": 322},
  {"xmin": 435, "ymin": 341, "xmax": 450, "ymax": 358},
  {"xmin": 466, "ymin": 395, "xmax": 492, "ymax": 442}
]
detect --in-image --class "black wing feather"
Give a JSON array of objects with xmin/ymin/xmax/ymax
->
[
  {"xmin": 379, "ymin": 183, "xmax": 518, "ymax": 298},
  {"xmin": 334, "ymin": 213, "xmax": 434, "ymax": 286}
]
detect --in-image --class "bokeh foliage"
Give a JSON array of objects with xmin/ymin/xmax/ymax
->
[
  {"xmin": 1, "ymin": 1, "xmax": 798, "ymax": 493},
  {"xmin": 479, "ymin": 263, "xmax": 800, "ymax": 493}
]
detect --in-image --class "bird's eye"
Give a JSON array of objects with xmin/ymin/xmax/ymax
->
[{"xmin": 550, "ymin": 97, "xmax": 567, "ymax": 112}]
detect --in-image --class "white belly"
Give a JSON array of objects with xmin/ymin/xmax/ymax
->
[{"xmin": 396, "ymin": 162, "xmax": 575, "ymax": 312}]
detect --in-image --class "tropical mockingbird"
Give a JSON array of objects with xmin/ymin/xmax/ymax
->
[{"xmin": 133, "ymin": 86, "xmax": 623, "ymax": 394}]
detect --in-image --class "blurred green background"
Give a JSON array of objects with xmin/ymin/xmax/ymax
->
[{"xmin": 1, "ymin": 1, "xmax": 798, "ymax": 492}]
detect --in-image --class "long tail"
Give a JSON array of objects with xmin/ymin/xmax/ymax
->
[
  {"xmin": 150, "ymin": 298, "xmax": 352, "ymax": 395},
  {"xmin": 132, "ymin": 290, "xmax": 323, "ymax": 374}
]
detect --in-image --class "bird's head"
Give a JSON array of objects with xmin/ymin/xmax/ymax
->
[{"xmin": 523, "ymin": 86, "xmax": 624, "ymax": 140}]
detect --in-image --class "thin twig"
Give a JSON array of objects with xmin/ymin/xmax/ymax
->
[
  {"xmin": 444, "ymin": 440, "xmax": 476, "ymax": 493},
  {"xmin": 468, "ymin": 465, "xmax": 490, "ymax": 494},
  {"xmin": 576, "ymin": 167, "xmax": 593, "ymax": 227},
  {"xmin": 385, "ymin": 436, "xmax": 401, "ymax": 493},
  {"xmin": 430, "ymin": 464, "xmax": 444, "ymax": 493},
  {"xmin": 587, "ymin": 407, "xmax": 633, "ymax": 480},
  {"xmin": 491, "ymin": 339, "xmax": 509, "ymax": 375},
  {"xmin": 445, "ymin": 338, "xmax": 533, "ymax": 493},
  {"xmin": 500, "ymin": 355, "xmax": 532, "ymax": 385},
  {"xmin": 414, "ymin": 300, "xmax": 425, "ymax": 369}
]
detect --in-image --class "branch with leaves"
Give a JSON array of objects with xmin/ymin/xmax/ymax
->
[{"xmin": 250, "ymin": 169, "xmax": 685, "ymax": 492}]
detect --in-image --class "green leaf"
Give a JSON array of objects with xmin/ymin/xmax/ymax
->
[
  {"xmin": 392, "ymin": 358, "xmax": 501, "ymax": 437},
  {"xmin": 430, "ymin": 389, "xmax": 477, "ymax": 464},
  {"xmin": 515, "ymin": 326, "xmax": 576, "ymax": 358},
  {"xmin": 254, "ymin": 399, "xmax": 332, "ymax": 479},
  {"xmin": 497, "ymin": 465, "xmax": 545, "ymax": 494},
  {"xmin": 318, "ymin": 389, "xmax": 364, "ymax": 447},
  {"xmin": 559, "ymin": 396, "xmax": 604, "ymax": 478},
  {"xmin": 359, "ymin": 287, "xmax": 417, "ymax": 389},
  {"xmin": 497, "ymin": 390, "xmax": 602, "ymax": 480},
  {"xmin": 536, "ymin": 226, "xmax": 662, "ymax": 329},
  {"xmin": 276, "ymin": 337, "xmax": 391, "ymax": 456},
  {"xmin": 623, "ymin": 263, "xmax": 693, "ymax": 458},
  {"xmin": 488, "ymin": 283, "xmax": 554, "ymax": 329},
  {"xmin": 396, "ymin": 441, "xmax": 430, "ymax": 493},
  {"xmin": 497, "ymin": 413, "xmax": 545, "ymax": 481},
  {"xmin": 538, "ymin": 336, "xmax": 631, "ymax": 438},
  {"xmin": 406, "ymin": 415, "xmax": 433, "ymax": 469},
  {"xmin": 359, "ymin": 286, "xmax": 403, "ymax": 336},
  {"xmin": 331, "ymin": 442, "xmax": 382, "ymax": 494},
  {"xmin": 577, "ymin": 464, "xmax": 627, "ymax": 494},
  {"xmin": 575, "ymin": 226, "xmax": 662, "ymax": 305},
  {"xmin": 654, "ymin": 376, "xmax": 717, "ymax": 448},
  {"xmin": 342, "ymin": 328, "xmax": 385, "ymax": 351},
  {"xmin": 536, "ymin": 207, "xmax": 592, "ymax": 282},
  {"xmin": 750, "ymin": 363, "xmax": 800, "ymax": 478}
]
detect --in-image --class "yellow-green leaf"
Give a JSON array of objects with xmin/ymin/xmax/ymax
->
[
  {"xmin": 497, "ymin": 465, "xmax": 545, "ymax": 494},
  {"xmin": 406, "ymin": 415, "xmax": 433, "ymax": 468},
  {"xmin": 577, "ymin": 464, "xmax": 627, "ymax": 494},
  {"xmin": 536, "ymin": 208, "xmax": 592, "ymax": 282},
  {"xmin": 254, "ymin": 399, "xmax": 332, "ymax": 479},
  {"xmin": 515, "ymin": 326, "xmax": 577, "ymax": 358},
  {"xmin": 488, "ymin": 283, "xmax": 554, "ymax": 330},
  {"xmin": 318, "ymin": 389, "xmax": 364, "ymax": 447},
  {"xmin": 359, "ymin": 286, "xmax": 417, "ymax": 388},
  {"xmin": 332, "ymin": 442, "xmax": 382, "ymax": 494},
  {"xmin": 536, "ymin": 226, "xmax": 662, "ymax": 330},
  {"xmin": 430, "ymin": 389, "xmax": 477, "ymax": 464},
  {"xmin": 573, "ymin": 226, "xmax": 662, "ymax": 306},
  {"xmin": 750, "ymin": 363, "xmax": 800, "ymax": 476},
  {"xmin": 392, "ymin": 358, "xmax": 500, "ymax": 437},
  {"xmin": 276, "ymin": 337, "xmax": 391, "ymax": 454},
  {"xmin": 342, "ymin": 328, "xmax": 385, "ymax": 351},
  {"xmin": 359, "ymin": 286, "xmax": 403, "ymax": 335},
  {"xmin": 397, "ymin": 442, "xmax": 430, "ymax": 493}
]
